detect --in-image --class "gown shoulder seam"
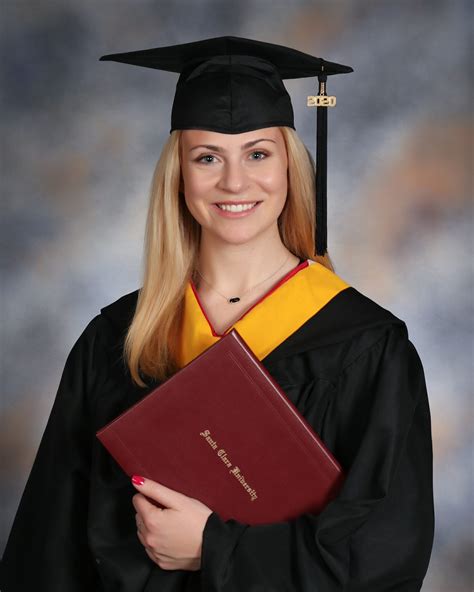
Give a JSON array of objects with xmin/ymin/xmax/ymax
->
[{"xmin": 338, "ymin": 323, "xmax": 408, "ymax": 378}]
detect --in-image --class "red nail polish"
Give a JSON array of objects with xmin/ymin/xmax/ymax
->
[{"xmin": 131, "ymin": 475, "xmax": 145, "ymax": 486}]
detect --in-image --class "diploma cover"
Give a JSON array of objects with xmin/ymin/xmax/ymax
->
[{"xmin": 96, "ymin": 328, "xmax": 345, "ymax": 524}]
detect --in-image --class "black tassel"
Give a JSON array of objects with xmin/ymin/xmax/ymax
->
[{"xmin": 315, "ymin": 73, "xmax": 328, "ymax": 257}]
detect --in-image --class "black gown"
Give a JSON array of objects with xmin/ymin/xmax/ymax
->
[{"xmin": 1, "ymin": 259, "xmax": 435, "ymax": 591}]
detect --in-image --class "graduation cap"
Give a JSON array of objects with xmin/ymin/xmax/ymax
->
[{"xmin": 99, "ymin": 36, "xmax": 353, "ymax": 256}]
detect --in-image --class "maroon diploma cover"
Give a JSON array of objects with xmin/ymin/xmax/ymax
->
[{"xmin": 96, "ymin": 328, "xmax": 345, "ymax": 524}]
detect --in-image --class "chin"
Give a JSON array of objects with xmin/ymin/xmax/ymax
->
[
  {"xmin": 201, "ymin": 217, "xmax": 278, "ymax": 245},
  {"xmin": 219, "ymin": 225, "xmax": 276, "ymax": 246},
  {"xmin": 218, "ymin": 233, "xmax": 257, "ymax": 246}
]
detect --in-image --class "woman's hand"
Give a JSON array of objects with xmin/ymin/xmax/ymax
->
[{"xmin": 131, "ymin": 475, "xmax": 213, "ymax": 571}]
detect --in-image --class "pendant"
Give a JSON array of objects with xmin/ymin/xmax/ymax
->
[{"xmin": 228, "ymin": 297, "xmax": 240, "ymax": 303}]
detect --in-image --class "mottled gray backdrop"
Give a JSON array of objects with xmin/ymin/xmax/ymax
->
[{"xmin": 1, "ymin": 1, "xmax": 472, "ymax": 590}]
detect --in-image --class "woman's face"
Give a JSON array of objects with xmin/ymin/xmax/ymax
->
[{"xmin": 179, "ymin": 127, "xmax": 288, "ymax": 246}]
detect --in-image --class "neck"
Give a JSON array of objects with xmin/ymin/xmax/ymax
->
[{"xmin": 194, "ymin": 227, "xmax": 300, "ymax": 295}]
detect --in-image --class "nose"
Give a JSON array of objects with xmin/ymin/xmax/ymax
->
[{"xmin": 216, "ymin": 159, "xmax": 248, "ymax": 193}]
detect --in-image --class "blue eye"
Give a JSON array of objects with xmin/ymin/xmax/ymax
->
[
  {"xmin": 195, "ymin": 150, "xmax": 268, "ymax": 164},
  {"xmin": 197, "ymin": 154, "xmax": 217, "ymax": 164},
  {"xmin": 250, "ymin": 151, "xmax": 267, "ymax": 160}
]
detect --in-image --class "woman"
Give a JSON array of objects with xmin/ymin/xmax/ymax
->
[{"xmin": 1, "ymin": 37, "xmax": 435, "ymax": 591}]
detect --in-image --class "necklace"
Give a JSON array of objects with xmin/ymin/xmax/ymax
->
[{"xmin": 195, "ymin": 253, "xmax": 292, "ymax": 304}]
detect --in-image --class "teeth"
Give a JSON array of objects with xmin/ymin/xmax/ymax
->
[{"xmin": 217, "ymin": 202, "xmax": 258, "ymax": 212}]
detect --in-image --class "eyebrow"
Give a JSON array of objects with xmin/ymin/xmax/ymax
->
[{"xmin": 189, "ymin": 138, "xmax": 276, "ymax": 153}]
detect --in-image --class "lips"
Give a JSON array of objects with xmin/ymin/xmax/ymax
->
[
  {"xmin": 215, "ymin": 201, "xmax": 260, "ymax": 211},
  {"xmin": 212, "ymin": 201, "xmax": 263, "ymax": 217},
  {"xmin": 214, "ymin": 201, "xmax": 262, "ymax": 206}
]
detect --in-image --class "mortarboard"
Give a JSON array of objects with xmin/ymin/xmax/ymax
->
[{"xmin": 99, "ymin": 36, "xmax": 353, "ymax": 256}]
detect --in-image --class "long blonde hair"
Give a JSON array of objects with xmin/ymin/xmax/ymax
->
[{"xmin": 124, "ymin": 127, "xmax": 335, "ymax": 387}]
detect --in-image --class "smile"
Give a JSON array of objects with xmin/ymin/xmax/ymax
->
[
  {"xmin": 217, "ymin": 201, "xmax": 259, "ymax": 211},
  {"xmin": 213, "ymin": 201, "xmax": 262, "ymax": 218}
]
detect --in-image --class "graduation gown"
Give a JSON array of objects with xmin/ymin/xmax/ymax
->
[{"xmin": 0, "ymin": 259, "xmax": 435, "ymax": 591}]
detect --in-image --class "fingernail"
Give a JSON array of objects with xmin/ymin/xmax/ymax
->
[{"xmin": 131, "ymin": 475, "xmax": 145, "ymax": 486}]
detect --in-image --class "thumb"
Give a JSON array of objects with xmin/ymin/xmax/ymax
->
[{"xmin": 131, "ymin": 475, "xmax": 184, "ymax": 510}]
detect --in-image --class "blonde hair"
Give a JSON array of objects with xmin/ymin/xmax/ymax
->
[{"xmin": 124, "ymin": 127, "xmax": 336, "ymax": 387}]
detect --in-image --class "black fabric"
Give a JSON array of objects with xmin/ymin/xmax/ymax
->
[
  {"xmin": 1, "ymin": 285, "xmax": 434, "ymax": 591},
  {"xmin": 98, "ymin": 36, "xmax": 352, "ymax": 135}
]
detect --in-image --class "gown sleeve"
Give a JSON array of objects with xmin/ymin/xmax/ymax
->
[
  {"xmin": 199, "ymin": 324, "xmax": 435, "ymax": 592},
  {"xmin": 0, "ymin": 316, "xmax": 105, "ymax": 592}
]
